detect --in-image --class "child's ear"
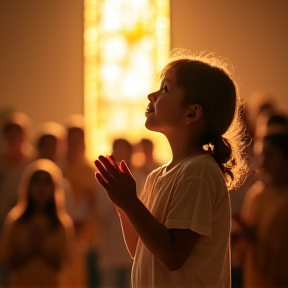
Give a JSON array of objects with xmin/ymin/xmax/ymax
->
[{"xmin": 186, "ymin": 104, "xmax": 203, "ymax": 124}]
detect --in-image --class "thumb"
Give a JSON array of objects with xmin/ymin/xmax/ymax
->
[{"xmin": 119, "ymin": 160, "xmax": 133, "ymax": 177}]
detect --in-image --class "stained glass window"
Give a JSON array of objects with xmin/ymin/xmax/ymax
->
[{"xmin": 84, "ymin": 0, "xmax": 170, "ymax": 164}]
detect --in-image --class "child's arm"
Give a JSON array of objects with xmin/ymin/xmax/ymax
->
[
  {"xmin": 120, "ymin": 197, "xmax": 200, "ymax": 271},
  {"xmin": 95, "ymin": 155, "xmax": 200, "ymax": 270},
  {"xmin": 117, "ymin": 208, "xmax": 139, "ymax": 258}
]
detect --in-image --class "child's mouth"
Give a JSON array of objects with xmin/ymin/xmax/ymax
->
[{"xmin": 145, "ymin": 104, "xmax": 155, "ymax": 116}]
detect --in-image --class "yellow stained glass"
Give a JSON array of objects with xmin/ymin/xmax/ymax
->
[{"xmin": 84, "ymin": 0, "xmax": 170, "ymax": 164}]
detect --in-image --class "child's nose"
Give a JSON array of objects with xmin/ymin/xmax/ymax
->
[{"xmin": 147, "ymin": 91, "xmax": 158, "ymax": 102}]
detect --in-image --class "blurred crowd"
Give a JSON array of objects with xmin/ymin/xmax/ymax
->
[
  {"xmin": 230, "ymin": 91, "xmax": 288, "ymax": 288},
  {"xmin": 1, "ymin": 89, "xmax": 288, "ymax": 288},
  {"xmin": 0, "ymin": 111, "xmax": 160, "ymax": 288}
]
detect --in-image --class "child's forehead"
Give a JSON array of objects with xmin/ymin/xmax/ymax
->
[
  {"xmin": 161, "ymin": 77, "xmax": 173, "ymax": 83},
  {"xmin": 161, "ymin": 66, "xmax": 177, "ymax": 80}
]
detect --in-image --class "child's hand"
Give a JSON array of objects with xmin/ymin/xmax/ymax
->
[{"xmin": 94, "ymin": 155, "xmax": 137, "ymax": 211}]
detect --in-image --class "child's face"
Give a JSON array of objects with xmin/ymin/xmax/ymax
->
[
  {"xmin": 145, "ymin": 77, "xmax": 187, "ymax": 135},
  {"xmin": 29, "ymin": 170, "xmax": 55, "ymax": 207}
]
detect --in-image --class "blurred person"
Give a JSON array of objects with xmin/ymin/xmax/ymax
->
[
  {"xmin": 0, "ymin": 111, "xmax": 33, "ymax": 288},
  {"xmin": 137, "ymin": 138, "xmax": 161, "ymax": 177},
  {"xmin": 112, "ymin": 138, "xmax": 146, "ymax": 195},
  {"xmin": 0, "ymin": 159, "xmax": 75, "ymax": 288},
  {"xmin": 60, "ymin": 115, "xmax": 99, "ymax": 288},
  {"xmin": 33, "ymin": 121, "xmax": 67, "ymax": 164},
  {"xmin": 244, "ymin": 91, "xmax": 275, "ymax": 138},
  {"xmin": 230, "ymin": 94, "xmax": 276, "ymax": 288},
  {"xmin": 0, "ymin": 111, "xmax": 33, "ymax": 226},
  {"xmin": 233, "ymin": 112, "xmax": 288, "ymax": 287},
  {"xmin": 33, "ymin": 121, "xmax": 74, "ymax": 217},
  {"xmin": 230, "ymin": 105, "xmax": 255, "ymax": 288},
  {"xmin": 33, "ymin": 121, "xmax": 83, "ymax": 286},
  {"xmin": 96, "ymin": 138, "xmax": 144, "ymax": 288}
]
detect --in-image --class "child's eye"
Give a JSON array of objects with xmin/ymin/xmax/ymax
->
[{"xmin": 161, "ymin": 85, "xmax": 168, "ymax": 92}]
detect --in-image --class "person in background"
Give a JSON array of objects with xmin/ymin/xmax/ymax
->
[
  {"xmin": 234, "ymin": 112, "xmax": 288, "ymax": 287},
  {"xmin": 230, "ymin": 93, "xmax": 276, "ymax": 288},
  {"xmin": 112, "ymin": 138, "xmax": 146, "ymax": 195},
  {"xmin": 33, "ymin": 121, "xmax": 74, "ymax": 219},
  {"xmin": 137, "ymin": 138, "xmax": 161, "ymax": 177},
  {"xmin": 229, "ymin": 104, "xmax": 255, "ymax": 288},
  {"xmin": 33, "ymin": 121, "xmax": 67, "ymax": 164},
  {"xmin": 0, "ymin": 159, "xmax": 75, "ymax": 288},
  {"xmin": 94, "ymin": 50, "xmax": 249, "ymax": 288},
  {"xmin": 0, "ymin": 111, "xmax": 33, "ymax": 288},
  {"xmin": 60, "ymin": 115, "xmax": 99, "ymax": 288}
]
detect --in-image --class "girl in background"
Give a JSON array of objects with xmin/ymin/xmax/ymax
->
[{"xmin": 0, "ymin": 159, "xmax": 74, "ymax": 288}]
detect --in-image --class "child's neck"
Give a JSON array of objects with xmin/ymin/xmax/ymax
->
[
  {"xmin": 167, "ymin": 141, "xmax": 205, "ymax": 171},
  {"xmin": 166, "ymin": 131, "xmax": 206, "ymax": 171}
]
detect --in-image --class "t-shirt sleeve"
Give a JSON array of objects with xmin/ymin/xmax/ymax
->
[{"xmin": 165, "ymin": 177, "xmax": 213, "ymax": 237}]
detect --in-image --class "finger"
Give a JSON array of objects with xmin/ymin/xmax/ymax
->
[
  {"xmin": 99, "ymin": 155, "xmax": 121, "ymax": 176},
  {"xmin": 99, "ymin": 155, "xmax": 118, "ymax": 170},
  {"xmin": 94, "ymin": 159, "xmax": 115, "ymax": 182},
  {"xmin": 108, "ymin": 154, "xmax": 116, "ymax": 162},
  {"xmin": 94, "ymin": 172, "xmax": 110, "ymax": 190},
  {"xmin": 119, "ymin": 160, "xmax": 134, "ymax": 178},
  {"xmin": 107, "ymin": 155, "xmax": 121, "ymax": 170}
]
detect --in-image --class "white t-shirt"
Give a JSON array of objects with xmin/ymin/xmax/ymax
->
[{"xmin": 131, "ymin": 154, "xmax": 231, "ymax": 288}]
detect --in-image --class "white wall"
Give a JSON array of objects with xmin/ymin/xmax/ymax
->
[{"xmin": 0, "ymin": 0, "xmax": 83, "ymax": 131}]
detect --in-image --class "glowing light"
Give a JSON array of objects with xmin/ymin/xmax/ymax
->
[{"xmin": 84, "ymin": 0, "xmax": 171, "ymax": 163}]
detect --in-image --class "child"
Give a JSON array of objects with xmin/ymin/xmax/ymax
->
[
  {"xmin": 94, "ymin": 50, "xmax": 248, "ymax": 288},
  {"xmin": 0, "ymin": 159, "xmax": 74, "ymax": 288}
]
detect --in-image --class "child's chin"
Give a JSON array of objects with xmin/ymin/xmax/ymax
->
[{"xmin": 144, "ymin": 120, "xmax": 156, "ymax": 131}]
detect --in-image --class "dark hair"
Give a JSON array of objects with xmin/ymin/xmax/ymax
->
[
  {"xmin": 18, "ymin": 170, "xmax": 61, "ymax": 228},
  {"xmin": 68, "ymin": 126, "xmax": 84, "ymax": 136},
  {"xmin": 112, "ymin": 138, "xmax": 132, "ymax": 153},
  {"xmin": 267, "ymin": 114, "xmax": 288, "ymax": 126},
  {"xmin": 161, "ymin": 51, "xmax": 249, "ymax": 189},
  {"xmin": 264, "ymin": 132, "xmax": 288, "ymax": 158},
  {"xmin": 37, "ymin": 134, "xmax": 57, "ymax": 149},
  {"xmin": 2, "ymin": 122, "xmax": 23, "ymax": 135},
  {"xmin": 140, "ymin": 138, "xmax": 154, "ymax": 150}
]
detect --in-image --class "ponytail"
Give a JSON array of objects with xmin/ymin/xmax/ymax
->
[
  {"xmin": 204, "ymin": 107, "xmax": 252, "ymax": 190},
  {"xmin": 210, "ymin": 133, "xmax": 235, "ymax": 187}
]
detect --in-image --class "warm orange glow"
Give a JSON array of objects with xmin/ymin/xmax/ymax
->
[{"xmin": 83, "ymin": 0, "xmax": 171, "ymax": 164}]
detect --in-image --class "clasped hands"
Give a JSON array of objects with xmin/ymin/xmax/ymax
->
[{"xmin": 94, "ymin": 155, "xmax": 138, "ymax": 210}]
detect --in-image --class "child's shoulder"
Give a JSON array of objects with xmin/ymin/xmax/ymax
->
[
  {"xmin": 178, "ymin": 154, "xmax": 225, "ymax": 186},
  {"xmin": 180, "ymin": 153, "xmax": 219, "ymax": 172},
  {"xmin": 146, "ymin": 164, "xmax": 166, "ymax": 180}
]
